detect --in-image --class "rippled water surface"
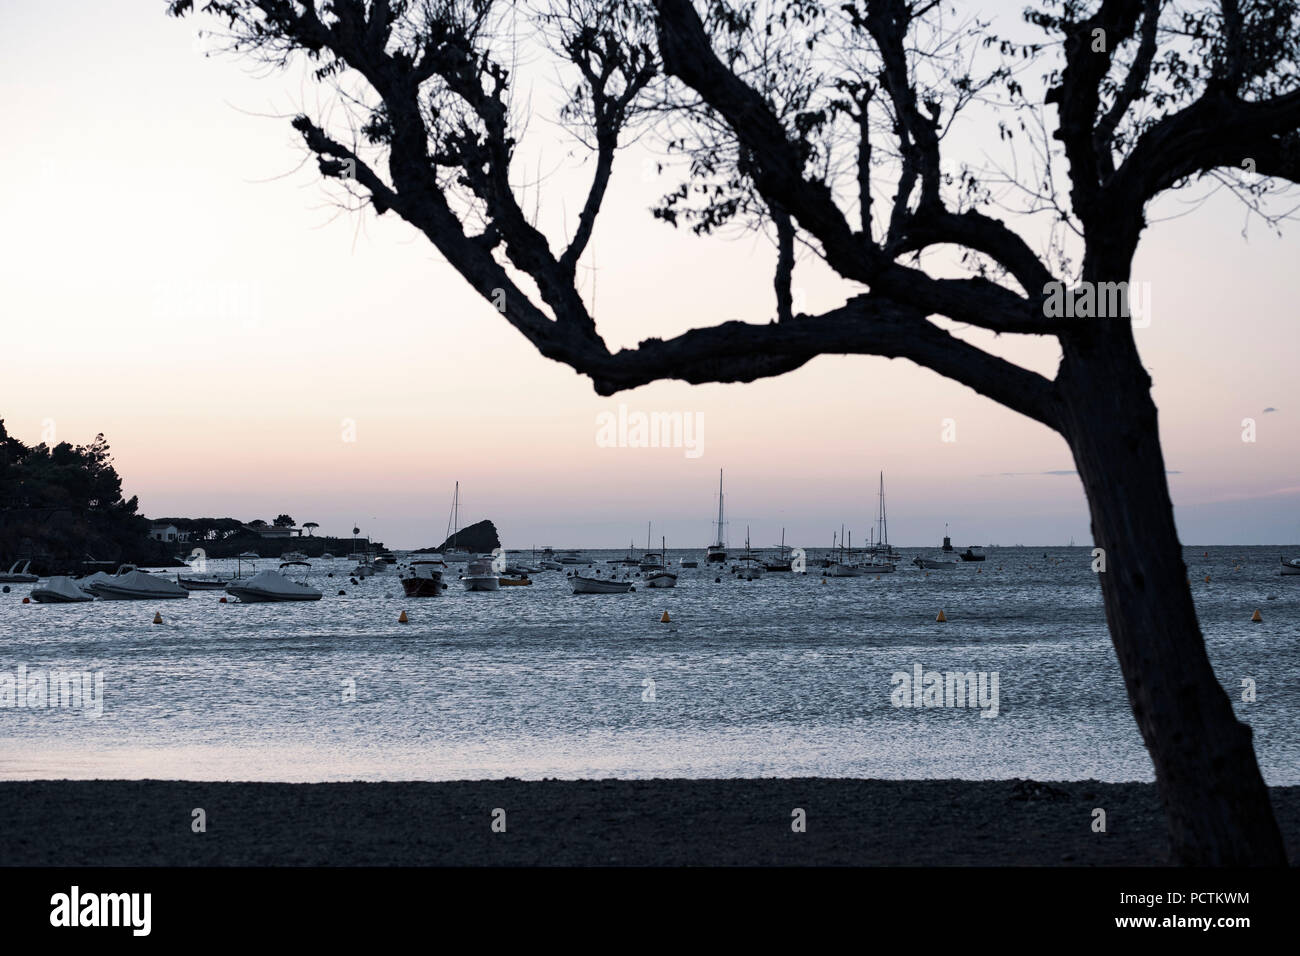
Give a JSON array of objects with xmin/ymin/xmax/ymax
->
[{"xmin": 1, "ymin": 546, "xmax": 1296, "ymax": 782}]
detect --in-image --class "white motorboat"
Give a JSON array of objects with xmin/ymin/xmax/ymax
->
[
  {"xmin": 570, "ymin": 572, "xmax": 634, "ymax": 593},
  {"xmin": 705, "ymin": 469, "xmax": 728, "ymax": 563},
  {"xmin": 226, "ymin": 570, "xmax": 322, "ymax": 602},
  {"xmin": 959, "ymin": 547, "xmax": 987, "ymax": 562},
  {"xmin": 540, "ymin": 560, "xmax": 564, "ymax": 571},
  {"xmin": 238, "ymin": 551, "xmax": 260, "ymax": 559},
  {"xmin": 460, "ymin": 558, "xmax": 499, "ymax": 591},
  {"xmin": 320, "ymin": 552, "xmax": 335, "ymax": 560},
  {"xmin": 30, "ymin": 576, "xmax": 94, "ymax": 603},
  {"xmin": 282, "ymin": 551, "xmax": 309, "ymax": 562},
  {"xmin": 913, "ymin": 556, "xmax": 957, "ymax": 570},
  {"xmin": 0, "ymin": 560, "xmax": 38, "ymax": 583},
  {"xmin": 557, "ymin": 550, "xmax": 585, "ymax": 565},
  {"xmin": 1281, "ymin": 557, "xmax": 1300, "ymax": 576},
  {"xmin": 679, "ymin": 557, "xmax": 699, "ymax": 568},
  {"xmin": 94, "ymin": 569, "xmax": 189, "ymax": 600}
]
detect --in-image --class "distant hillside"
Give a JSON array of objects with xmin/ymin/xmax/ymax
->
[{"xmin": 415, "ymin": 519, "xmax": 499, "ymax": 554}]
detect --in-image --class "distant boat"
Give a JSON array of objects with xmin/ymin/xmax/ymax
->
[
  {"xmin": 238, "ymin": 551, "xmax": 260, "ymax": 559},
  {"xmin": 959, "ymin": 547, "xmax": 987, "ymax": 562},
  {"xmin": 763, "ymin": 529, "xmax": 793, "ymax": 572},
  {"xmin": 460, "ymin": 557, "xmax": 499, "ymax": 591},
  {"xmin": 29, "ymin": 576, "xmax": 93, "ymax": 603},
  {"xmin": 437, "ymin": 482, "xmax": 475, "ymax": 563},
  {"xmin": 320, "ymin": 552, "xmax": 335, "ymax": 560},
  {"xmin": 679, "ymin": 557, "xmax": 699, "ymax": 568},
  {"xmin": 913, "ymin": 555, "xmax": 957, "ymax": 570},
  {"xmin": 557, "ymin": 549, "xmax": 585, "ymax": 565},
  {"xmin": 706, "ymin": 469, "xmax": 728, "ymax": 563},
  {"xmin": 645, "ymin": 536, "xmax": 678, "ymax": 588},
  {"xmin": 1281, "ymin": 557, "xmax": 1300, "ymax": 576},
  {"xmin": 570, "ymin": 572, "xmax": 634, "ymax": 594},
  {"xmin": 867, "ymin": 474, "xmax": 901, "ymax": 563},
  {"xmin": 400, "ymin": 559, "xmax": 447, "ymax": 597},
  {"xmin": 282, "ymin": 550, "xmax": 309, "ymax": 562},
  {"xmin": 826, "ymin": 526, "xmax": 862, "ymax": 577},
  {"xmin": 226, "ymin": 570, "xmax": 322, "ymax": 602},
  {"xmin": 498, "ymin": 575, "xmax": 533, "ymax": 587},
  {"xmin": 177, "ymin": 574, "xmax": 230, "ymax": 591},
  {"xmin": 736, "ymin": 527, "xmax": 765, "ymax": 580},
  {"xmin": 639, "ymin": 523, "xmax": 666, "ymax": 571},
  {"xmin": 94, "ymin": 569, "xmax": 189, "ymax": 600},
  {"xmin": 0, "ymin": 560, "xmax": 38, "ymax": 583}
]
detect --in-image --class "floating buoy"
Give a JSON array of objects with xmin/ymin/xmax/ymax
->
[
  {"xmin": 977, "ymin": 568, "xmax": 982, "ymax": 574},
  {"xmin": 660, "ymin": 611, "xmax": 670, "ymax": 623},
  {"xmin": 1251, "ymin": 609, "xmax": 1262, "ymax": 623},
  {"xmin": 821, "ymin": 577, "xmax": 827, "ymax": 585},
  {"xmin": 338, "ymin": 589, "xmax": 346, "ymax": 595},
  {"xmin": 21, "ymin": 597, "xmax": 30, "ymax": 604},
  {"xmin": 1204, "ymin": 575, "xmax": 1210, "ymax": 583},
  {"xmin": 936, "ymin": 610, "xmax": 947, "ymax": 623},
  {"xmin": 152, "ymin": 612, "xmax": 163, "ymax": 625},
  {"xmin": 398, "ymin": 610, "xmax": 409, "ymax": 624},
  {"xmin": 2, "ymin": 585, "xmax": 9, "ymax": 593},
  {"xmin": 715, "ymin": 577, "xmax": 721, "ymax": 583},
  {"xmin": 1203, "ymin": 551, "xmax": 1208, "ymax": 558},
  {"xmin": 219, "ymin": 597, "xmax": 227, "ymax": 603}
]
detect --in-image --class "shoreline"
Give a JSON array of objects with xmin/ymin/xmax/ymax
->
[{"xmin": 3, "ymin": 778, "xmax": 1297, "ymax": 866}]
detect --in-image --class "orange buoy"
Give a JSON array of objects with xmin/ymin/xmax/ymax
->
[
  {"xmin": 936, "ymin": 610, "xmax": 947, "ymax": 623},
  {"xmin": 398, "ymin": 610, "xmax": 409, "ymax": 624},
  {"xmin": 219, "ymin": 597, "xmax": 227, "ymax": 603},
  {"xmin": 22, "ymin": 597, "xmax": 30, "ymax": 604},
  {"xmin": 660, "ymin": 611, "xmax": 670, "ymax": 623},
  {"xmin": 152, "ymin": 612, "xmax": 163, "ymax": 625},
  {"xmin": 1251, "ymin": 609, "xmax": 1262, "ymax": 623},
  {"xmin": 1204, "ymin": 575, "xmax": 1211, "ymax": 583}
]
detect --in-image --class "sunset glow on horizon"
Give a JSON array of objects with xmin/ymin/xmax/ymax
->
[{"xmin": 2, "ymin": 0, "xmax": 1297, "ymax": 549}]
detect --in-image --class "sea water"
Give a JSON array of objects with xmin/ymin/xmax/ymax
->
[{"xmin": 0, "ymin": 546, "xmax": 1295, "ymax": 783}]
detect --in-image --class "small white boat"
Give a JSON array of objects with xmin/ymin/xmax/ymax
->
[
  {"xmin": 94, "ymin": 570, "xmax": 189, "ymax": 600},
  {"xmin": 282, "ymin": 551, "xmax": 309, "ymax": 562},
  {"xmin": 320, "ymin": 552, "xmax": 335, "ymax": 560},
  {"xmin": 0, "ymin": 560, "xmax": 38, "ymax": 583},
  {"xmin": 557, "ymin": 550, "xmax": 585, "ymax": 565},
  {"xmin": 238, "ymin": 551, "xmax": 260, "ymax": 559},
  {"xmin": 570, "ymin": 573, "xmax": 634, "ymax": 594},
  {"xmin": 735, "ymin": 527, "xmax": 765, "ymax": 579},
  {"xmin": 540, "ymin": 560, "xmax": 564, "ymax": 571},
  {"xmin": 74, "ymin": 571, "xmax": 115, "ymax": 595},
  {"xmin": 913, "ymin": 556, "xmax": 957, "ymax": 570},
  {"xmin": 645, "ymin": 535, "xmax": 677, "ymax": 588},
  {"xmin": 460, "ymin": 558, "xmax": 499, "ymax": 591},
  {"xmin": 1281, "ymin": 557, "xmax": 1300, "ymax": 576},
  {"xmin": 30, "ymin": 576, "xmax": 94, "ymax": 603},
  {"xmin": 226, "ymin": 570, "xmax": 322, "ymax": 602},
  {"xmin": 825, "ymin": 562, "xmax": 864, "ymax": 577},
  {"xmin": 679, "ymin": 558, "xmax": 699, "ymax": 568}
]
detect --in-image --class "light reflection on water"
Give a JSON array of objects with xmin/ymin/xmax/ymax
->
[{"xmin": 0, "ymin": 546, "xmax": 1295, "ymax": 783}]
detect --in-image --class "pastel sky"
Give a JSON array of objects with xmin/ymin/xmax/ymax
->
[{"xmin": 1, "ymin": 0, "xmax": 1296, "ymax": 549}]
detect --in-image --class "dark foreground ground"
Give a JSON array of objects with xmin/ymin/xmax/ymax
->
[{"xmin": 2, "ymin": 778, "xmax": 1297, "ymax": 866}]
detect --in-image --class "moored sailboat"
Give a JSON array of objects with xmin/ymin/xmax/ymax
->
[{"xmin": 705, "ymin": 469, "xmax": 728, "ymax": 563}]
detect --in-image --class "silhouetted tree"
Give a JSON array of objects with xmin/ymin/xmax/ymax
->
[
  {"xmin": 303, "ymin": 521, "xmax": 319, "ymax": 536},
  {"xmin": 273, "ymin": 513, "xmax": 296, "ymax": 527},
  {"xmin": 168, "ymin": 0, "xmax": 1300, "ymax": 864}
]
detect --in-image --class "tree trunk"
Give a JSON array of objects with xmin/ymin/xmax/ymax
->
[{"xmin": 1058, "ymin": 330, "xmax": 1286, "ymax": 865}]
